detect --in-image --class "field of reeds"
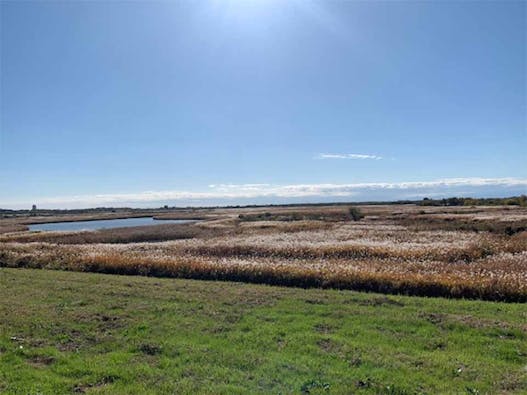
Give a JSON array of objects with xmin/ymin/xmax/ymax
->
[{"xmin": 1, "ymin": 204, "xmax": 526, "ymax": 302}]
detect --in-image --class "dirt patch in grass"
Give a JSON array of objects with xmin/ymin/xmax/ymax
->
[
  {"xmin": 358, "ymin": 296, "xmax": 405, "ymax": 307},
  {"xmin": 317, "ymin": 338, "xmax": 339, "ymax": 354},
  {"xmin": 73, "ymin": 376, "xmax": 119, "ymax": 393},
  {"xmin": 137, "ymin": 343, "xmax": 162, "ymax": 355},
  {"xmin": 27, "ymin": 355, "xmax": 55, "ymax": 367},
  {"xmin": 304, "ymin": 298, "xmax": 328, "ymax": 305},
  {"xmin": 314, "ymin": 324, "xmax": 336, "ymax": 335},
  {"xmin": 450, "ymin": 315, "xmax": 527, "ymax": 333}
]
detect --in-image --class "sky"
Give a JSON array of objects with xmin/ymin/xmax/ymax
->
[{"xmin": 1, "ymin": 0, "xmax": 526, "ymax": 209}]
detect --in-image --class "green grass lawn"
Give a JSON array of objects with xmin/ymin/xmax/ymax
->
[{"xmin": 0, "ymin": 268, "xmax": 525, "ymax": 394}]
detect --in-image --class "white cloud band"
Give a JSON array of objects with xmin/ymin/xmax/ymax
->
[
  {"xmin": 316, "ymin": 153, "xmax": 383, "ymax": 160},
  {"xmin": 2, "ymin": 178, "xmax": 526, "ymax": 209}
]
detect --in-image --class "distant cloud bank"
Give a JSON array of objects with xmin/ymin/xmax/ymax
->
[
  {"xmin": 3, "ymin": 177, "xmax": 527, "ymax": 209},
  {"xmin": 315, "ymin": 153, "xmax": 383, "ymax": 160}
]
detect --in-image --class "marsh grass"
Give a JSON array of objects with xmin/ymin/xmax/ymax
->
[
  {"xmin": 0, "ymin": 224, "xmax": 27, "ymax": 234},
  {"xmin": 396, "ymin": 215, "xmax": 527, "ymax": 235},
  {"xmin": 0, "ymin": 223, "xmax": 219, "ymax": 244},
  {"xmin": 1, "ymin": 239, "xmax": 526, "ymax": 301},
  {"xmin": 1, "ymin": 204, "xmax": 526, "ymax": 301},
  {"xmin": 238, "ymin": 208, "xmax": 355, "ymax": 222}
]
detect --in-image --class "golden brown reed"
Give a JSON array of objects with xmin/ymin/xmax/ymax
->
[{"xmin": 1, "ymin": 204, "xmax": 526, "ymax": 302}]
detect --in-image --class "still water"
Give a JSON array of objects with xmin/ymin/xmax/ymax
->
[{"xmin": 28, "ymin": 217, "xmax": 195, "ymax": 232}]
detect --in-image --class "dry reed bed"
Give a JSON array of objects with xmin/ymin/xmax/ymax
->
[
  {"xmin": 0, "ymin": 243, "xmax": 524, "ymax": 301},
  {"xmin": 0, "ymin": 224, "xmax": 28, "ymax": 234},
  {"xmin": 179, "ymin": 223, "xmax": 527, "ymax": 263},
  {"xmin": 0, "ymin": 220, "xmax": 334, "ymax": 244},
  {"xmin": 1, "ymin": 228, "xmax": 526, "ymax": 301},
  {"xmin": 1, "ymin": 206, "xmax": 526, "ymax": 302},
  {"xmin": 0, "ymin": 223, "xmax": 212, "ymax": 244}
]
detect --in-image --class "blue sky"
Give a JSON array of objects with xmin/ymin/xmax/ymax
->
[{"xmin": 1, "ymin": 0, "xmax": 526, "ymax": 209}]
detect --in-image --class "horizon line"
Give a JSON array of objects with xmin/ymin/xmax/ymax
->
[{"xmin": 2, "ymin": 177, "xmax": 526, "ymax": 210}]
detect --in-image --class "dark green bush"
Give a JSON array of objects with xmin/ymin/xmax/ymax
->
[{"xmin": 349, "ymin": 207, "xmax": 364, "ymax": 221}]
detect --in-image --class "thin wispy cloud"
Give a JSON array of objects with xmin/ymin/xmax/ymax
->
[
  {"xmin": 3, "ymin": 178, "xmax": 526, "ymax": 209},
  {"xmin": 316, "ymin": 153, "xmax": 383, "ymax": 160}
]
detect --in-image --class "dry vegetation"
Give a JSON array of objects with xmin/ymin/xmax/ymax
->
[{"xmin": 1, "ymin": 204, "xmax": 526, "ymax": 302}]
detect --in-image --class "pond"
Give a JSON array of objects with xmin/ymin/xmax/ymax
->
[{"xmin": 28, "ymin": 217, "xmax": 196, "ymax": 232}]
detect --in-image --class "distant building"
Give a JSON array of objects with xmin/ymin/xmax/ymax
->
[{"xmin": 31, "ymin": 204, "xmax": 37, "ymax": 211}]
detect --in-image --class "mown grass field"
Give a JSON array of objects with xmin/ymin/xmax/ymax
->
[{"xmin": 1, "ymin": 268, "xmax": 526, "ymax": 394}]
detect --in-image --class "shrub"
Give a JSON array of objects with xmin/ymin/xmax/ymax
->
[{"xmin": 349, "ymin": 207, "xmax": 364, "ymax": 221}]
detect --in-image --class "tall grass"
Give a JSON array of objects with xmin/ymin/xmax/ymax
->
[
  {"xmin": 1, "ymin": 204, "xmax": 526, "ymax": 302},
  {"xmin": 0, "ymin": 223, "xmax": 214, "ymax": 244},
  {"xmin": 1, "ymin": 240, "xmax": 525, "ymax": 302}
]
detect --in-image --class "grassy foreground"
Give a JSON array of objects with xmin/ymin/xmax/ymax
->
[{"xmin": 0, "ymin": 268, "xmax": 526, "ymax": 394}]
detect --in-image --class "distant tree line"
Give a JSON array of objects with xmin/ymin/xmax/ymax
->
[
  {"xmin": 2, "ymin": 195, "xmax": 526, "ymax": 215},
  {"xmin": 419, "ymin": 195, "xmax": 527, "ymax": 207}
]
